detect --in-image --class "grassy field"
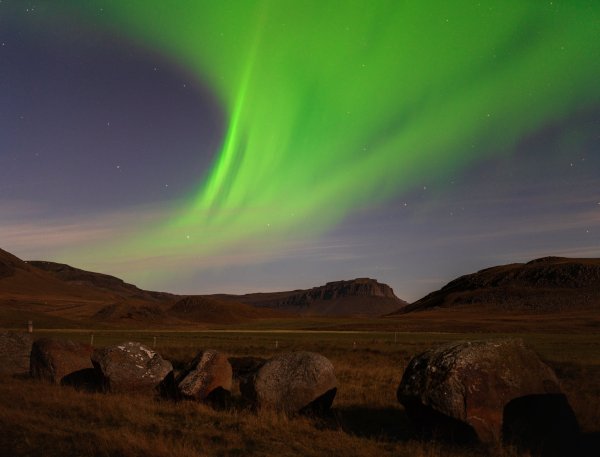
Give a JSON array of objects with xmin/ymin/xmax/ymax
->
[{"xmin": 1, "ymin": 327, "xmax": 599, "ymax": 457}]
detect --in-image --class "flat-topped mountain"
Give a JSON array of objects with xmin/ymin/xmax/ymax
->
[
  {"xmin": 392, "ymin": 256, "xmax": 600, "ymax": 315},
  {"xmin": 215, "ymin": 278, "xmax": 407, "ymax": 316}
]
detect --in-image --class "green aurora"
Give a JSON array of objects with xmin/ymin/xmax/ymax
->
[{"xmin": 54, "ymin": 1, "xmax": 599, "ymax": 268}]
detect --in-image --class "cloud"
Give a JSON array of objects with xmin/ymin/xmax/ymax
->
[{"xmin": 0, "ymin": 201, "xmax": 173, "ymax": 259}]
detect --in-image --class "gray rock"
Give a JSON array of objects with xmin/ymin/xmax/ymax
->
[
  {"xmin": 175, "ymin": 349, "xmax": 232, "ymax": 402},
  {"xmin": 397, "ymin": 339, "xmax": 578, "ymax": 448},
  {"xmin": 241, "ymin": 351, "xmax": 337, "ymax": 414},
  {"xmin": 92, "ymin": 341, "xmax": 172, "ymax": 393},
  {"xmin": 0, "ymin": 332, "xmax": 32, "ymax": 376},
  {"xmin": 30, "ymin": 338, "xmax": 94, "ymax": 385}
]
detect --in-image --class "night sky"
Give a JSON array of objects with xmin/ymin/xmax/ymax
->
[{"xmin": 1, "ymin": 1, "xmax": 599, "ymax": 301}]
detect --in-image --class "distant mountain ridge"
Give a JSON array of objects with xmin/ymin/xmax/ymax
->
[
  {"xmin": 392, "ymin": 256, "xmax": 600, "ymax": 315},
  {"xmin": 1, "ymin": 247, "xmax": 405, "ymax": 326},
  {"xmin": 215, "ymin": 278, "xmax": 407, "ymax": 316}
]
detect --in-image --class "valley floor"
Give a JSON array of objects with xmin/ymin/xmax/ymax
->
[{"xmin": 1, "ymin": 328, "xmax": 599, "ymax": 457}]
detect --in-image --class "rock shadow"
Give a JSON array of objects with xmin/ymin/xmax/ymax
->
[
  {"xmin": 300, "ymin": 388, "xmax": 337, "ymax": 416},
  {"xmin": 323, "ymin": 406, "xmax": 414, "ymax": 441},
  {"xmin": 205, "ymin": 387, "xmax": 233, "ymax": 410},
  {"xmin": 158, "ymin": 371, "xmax": 178, "ymax": 400},
  {"xmin": 60, "ymin": 368, "xmax": 104, "ymax": 392},
  {"xmin": 502, "ymin": 393, "xmax": 580, "ymax": 457},
  {"xmin": 578, "ymin": 432, "xmax": 600, "ymax": 457},
  {"xmin": 401, "ymin": 401, "xmax": 479, "ymax": 444},
  {"xmin": 11, "ymin": 372, "xmax": 31, "ymax": 381}
]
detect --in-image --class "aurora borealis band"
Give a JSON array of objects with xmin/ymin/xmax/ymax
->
[{"xmin": 1, "ymin": 1, "xmax": 599, "ymax": 297}]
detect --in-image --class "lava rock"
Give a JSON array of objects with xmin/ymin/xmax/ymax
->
[
  {"xmin": 397, "ymin": 338, "xmax": 578, "ymax": 449},
  {"xmin": 175, "ymin": 349, "xmax": 232, "ymax": 403},
  {"xmin": 30, "ymin": 338, "xmax": 94, "ymax": 384},
  {"xmin": 91, "ymin": 341, "xmax": 172, "ymax": 393},
  {"xmin": 0, "ymin": 332, "xmax": 32, "ymax": 376},
  {"xmin": 241, "ymin": 351, "xmax": 337, "ymax": 414}
]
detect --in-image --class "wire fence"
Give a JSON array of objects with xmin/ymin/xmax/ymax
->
[{"xmin": 13, "ymin": 326, "xmax": 453, "ymax": 358}]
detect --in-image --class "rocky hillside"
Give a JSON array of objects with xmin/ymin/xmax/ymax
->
[
  {"xmin": 216, "ymin": 278, "xmax": 407, "ymax": 316},
  {"xmin": 392, "ymin": 257, "xmax": 600, "ymax": 314}
]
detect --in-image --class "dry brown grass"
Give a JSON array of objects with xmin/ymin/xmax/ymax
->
[
  {"xmin": 1, "ymin": 330, "xmax": 598, "ymax": 457},
  {"xmin": 0, "ymin": 376, "xmax": 523, "ymax": 457}
]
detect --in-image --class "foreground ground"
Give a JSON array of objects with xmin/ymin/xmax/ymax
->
[{"xmin": 1, "ymin": 328, "xmax": 599, "ymax": 457}]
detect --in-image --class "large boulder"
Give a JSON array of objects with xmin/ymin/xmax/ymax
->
[
  {"xmin": 30, "ymin": 338, "xmax": 94, "ymax": 385},
  {"xmin": 92, "ymin": 342, "xmax": 172, "ymax": 393},
  {"xmin": 241, "ymin": 351, "xmax": 337, "ymax": 414},
  {"xmin": 174, "ymin": 350, "xmax": 232, "ymax": 404},
  {"xmin": 398, "ymin": 339, "xmax": 579, "ymax": 452},
  {"xmin": 0, "ymin": 332, "xmax": 32, "ymax": 376}
]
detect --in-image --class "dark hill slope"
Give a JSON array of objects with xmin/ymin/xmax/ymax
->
[
  {"xmin": 393, "ymin": 257, "xmax": 600, "ymax": 314},
  {"xmin": 1, "ymin": 248, "xmax": 138, "ymax": 325},
  {"xmin": 1, "ymin": 248, "xmax": 178, "ymax": 325},
  {"xmin": 169, "ymin": 296, "xmax": 289, "ymax": 324},
  {"xmin": 28, "ymin": 261, "xmax": 173, "ymax": 303},
  {"xmin": 0, "ymin": 248, "xmax": 31, "ymax": 279},
  {"xmin": 0, "ymin": 248, "xmax": 112, "ymax": 303}
]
